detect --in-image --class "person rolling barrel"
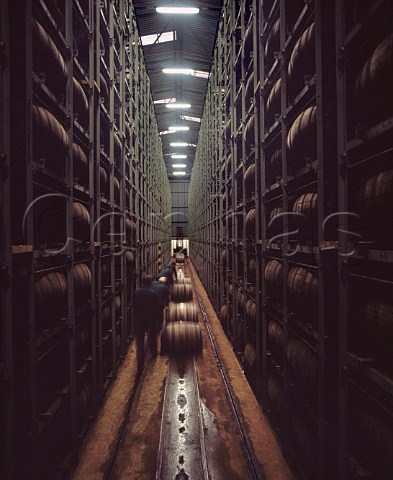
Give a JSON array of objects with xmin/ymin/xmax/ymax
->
[
  {"xmin": 151, "ymin": 277, "xmax": 170, "ymax": 327},
  {"xmin": 133, "ymin": 275, "xmax": 163, "ymax": 372}
]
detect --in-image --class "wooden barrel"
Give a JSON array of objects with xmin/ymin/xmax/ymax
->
[
  {"xmin": 125, "ymin": 250, "xmax": 135, "ymax": 277},
  {"xmin": 228, "ymin": 283, "xmax": 234, "ymax": 298},
  {"xmin": 245, "ymin": 73, "xmax": 254, "ymax": 111},
  {"xmin": 355, "ymin": 32, "xmax": 393, "ymax": 124},
  {"xmin": 73, "ymin": 77, "xmax": 88, "ymax": 126},
  {"xmin": 286, "ymin": 106, "xmax": 317, "ymax": 166},
  {"xmin": 32, "ymin": 19, "xmax": 67, "ymax": 94},
  {"xmin": 265, "ymin": 260, "xmax": 283, "ymax": 302},
  {"xmin": 244, "ymin": 164, "xmax": 256, "ymax": 195},
  {"xmin": 176, "ymin": 253, "xmax": 185, "ymax": 263},
  {"xmin": 160, "ymin": 321, "xmax": 202, "ymax": 356},
  {"xmin": 267, "ymin": 374, "xmax": 285, "ymax": 417},
  {"xmin": 171, "ymin": 284, "xmax": 193, "ymax": 302},
  {"xmin": 357, "ymin": 169, "xmax": 393, "ymax": 243},
  {"xmin": 73, "ymin": 202, "xmax": 90, "ymax": 241},
  {"xmin": 99, "ymin": 167, "xmax": 109, "ymax": 198},
  {"xmin": 365, "ymin": 300, "xmax": 393, "ymax": 367},
  {"xmin": 32, "ymin": 105, "xmax": 70, "ymax": 170},
  {"xmin": 287, "ymin": 266, "xmax": 318, "ymax": 317},
  {"xmin": 125, "ymin": 219, "xmax": 133, "ymax": 243},
  {"xmin": 176, "ymin": 277, "xmax": 192, "ymax": 285},
  {"xmin": 248, "ymin": 256, "xmax": 256, "ymax": 278},
  {"xmin": 286, "ymin": 336, "xmax": 318, "ymax": 387},
  {"xmin": 269, "ymin": 206, "xmax": 284, "ymax": 235},
  {"xmin": 74, "ymin": 263, "xmax": 91, "ymax": 304},
  {"xmin": 244, "ymin": 342, "xmax": 257, "ymax": 374},
  {"xmin": 244, "ymin": 114, "xmax": 255, "ymax": 157},
  {"xmin": 101, "ymin": 257, "xmax": 111, "ymax": 287},
  {"xmin": 287, "ymin": 23, "xmax": 316, "ymax": 96},
  {"xmin": 266, "ymin": 78, "xmax": 281, "ymax": 126},
  {"xmin": 114, "ymin": 176, "xmax": 120, "ymax": 205},
  {"xmin": 114, "ymin": 295, "xmax": 121, "ymax": 317},
  {"xmin": 265, "ymin": 18, "xmax": 280, "ymax": 68},
  {"xmin": 269, "ymin": 147, "xmax": 282, "ymax": 177},
  {"xmin": 243, "ymin": 22, "xmax": 253, "ymax": 57},
  {"xmin": 73, "ymin": 143, "xmax": 89, "ymax": 187},
  {"xmin": 168, "ymin": 303, "xmax": 198, "ymax": 323},
  {"xmin": 292, "ymin": 192, "xmax": 318, "ymax": 240},
  {"xmin": 35, "ymin": 271, "xmax": 67, "ymax": 323},
  {"xmin": 220, "ymin": 304, "xmax": 229, "ymax": 323},
  {"xmin": 267, "ymin": 320, "xmax": 285, "ymax": 358},
  {"xmin": 245, "ymin": 298, "xmax": 257, "ymax": 321},
  {"xmin": 245, "ymin": 208, "xmax": 256, "ymax": 239}
]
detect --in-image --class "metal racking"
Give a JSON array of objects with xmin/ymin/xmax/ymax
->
[
  {"xmin": 2, "ymin": 0, "xmax": 171, "ymax": 478},
  {"xmin": 189, "ymin": 0, "xmax": 353, "ymax": 478},
  {"xmin": 336, "ymin": 0, "xmax": 393, "ymax": 478}
]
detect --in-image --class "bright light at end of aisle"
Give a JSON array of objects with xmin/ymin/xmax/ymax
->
[
  {"xmin": 170, "ymin": 142, "xmax": 188, "ymax": 147},
  {"xmin": 172, "ymin": 171, "xmax": 187, "ymax": 175},
  {"xmin": 171, "ymin": 155, "xmax": 187, "ymax": 159},
  {"xmin": 172, "ymin": 164, "xmax": 187, "ymax": 168},
  {"xmin": 156, "ymin": 7, "xmax": 199, "ymax": 14}
]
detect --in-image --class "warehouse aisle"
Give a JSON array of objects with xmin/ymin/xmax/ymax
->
[{"xmin": 71, "ymin": 259, "xmax": 294, "ymax": 480}]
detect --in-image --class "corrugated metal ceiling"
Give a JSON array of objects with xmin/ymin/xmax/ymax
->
[{"xmin": 133, "ymin": 0, "xmax": 223, "ymax": 178}]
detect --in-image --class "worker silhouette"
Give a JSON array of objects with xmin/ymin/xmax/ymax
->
[
  {"xmin": 151, "ymin": 276, "xmax": 170, "ymax": 327},
  {"xmin": 158, "ymin": 263, "xmax": 176, "ymax": 286},
  {"xmin": 133, "ymin": 274, "xmax": 163, "ymax": 371}
]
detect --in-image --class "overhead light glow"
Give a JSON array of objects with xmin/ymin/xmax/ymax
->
[
  {"xmin": 159, "ymin": 130, "xmax": 176, "ymax": 135},
  {"xmin": 169, "ymin": 126, "xmax": 190, "ymax": 131},
  {"xmin": 181, "ymin": 115, "xmax": 201, "ymax": 123},
  {"xmin": 171, "ymin": 154, "xmax": 187, "ymax": 159},
  {"xmin": 172, "ymin": 164, "xmax": 187, "ymax": 168},
  {"xmin": 172, "ymin": 171, "xmax": 187, "ymax": 175},
  {"xmin": 165, "ymin": 103, "xmax": 191, "ymax": 109},
  {"xmin": 154, "ymin": 97, "xmax": 176, "ymax": 104},
  {"xmin": 163, "ymin": 68, "xmax": 194, "ymax": 75},
  {"xmin": 141, "ymin": 31, "xmax": 176, "ymax": 46},
  {"xmin": 156, "ymin": 7, "xmax": 199, "ymax": 14},
  {"xmin": 170, "ymin": 142, "xmax": 188, "ymax": 147}
]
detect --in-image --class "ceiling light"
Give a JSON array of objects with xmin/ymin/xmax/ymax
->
[
  {"xmin": 172, "ymin": 164, "xmax": 187, "ymax": 168},
  {"xmin": 181, "ymin": 115, "xmax": 201, "ymax": 123},
  {"xmin": 165, "ymin": 103, "xmax": 191, "ymax": 109},
  {"xmin": 172, "ymin": 171, "xmax": 187, "ymax": 175},
  {"xmin": 156, "ymin": 7, "xmax": 199, "ymax": 14},
  {"xmin": 169, "ymin": 126, "xmax": 190, "ymax": 131},
  {"xmin": 171, "ymin": 155, "xmax": 187, "ymax": 159},
  {"xmin": 163, "ymin": 68, "xmax": 194, "ymax": 75},
  {"xmin": 170, "ymin": 142, "xmax": 188, "ymax": 147}
]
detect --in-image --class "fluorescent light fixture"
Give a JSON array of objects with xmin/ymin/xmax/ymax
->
[
  {"xmin": 170, "ymin": 142, "xmax": 188, "ymax": 147},
  {"xmin": 141, "ymin": 31, "xmax": 176, "ymax": 46},
  {"xmin": 162, "ymin": 68, "xmax": 209, "ymax": 79},
  {"xmin": 159, "ymin": 130, "xmax": 176, "ymax": 135},
  {"xmin": 154, "ymin": 97, "xmax": 176, "ymax": 104},
  {"xmin": 181, "ymin": 115, "xmax": 201, "ymax": 123},
  {"xmin": 172, "ymin": 171, "xmax": 187, "ymax": 175},
  {"xmin": 172, "ymin": 164, "xmax": 187, "ymax": 168},
  {"xmin": 163, "ymin": 68, "xmax": 194, "ymax": 75},
  {"xmin": 171, "ymin": 154, "xmax": 187, "ymax": 159},
  {"xmin": 165, "ymin": 103, "xmax": 191, "ymax": 109},
  {"xmin": 156, "ymin": 7, "xmax": 199, "ymax": 14},
  {"xmin": 169, "ymin": 126, "xmax": 190, "ymax": 131}
]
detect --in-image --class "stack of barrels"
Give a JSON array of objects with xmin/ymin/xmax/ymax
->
[{"xmin": 161, "ymin": 265, "xmax": 202, "ymax": 356}]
